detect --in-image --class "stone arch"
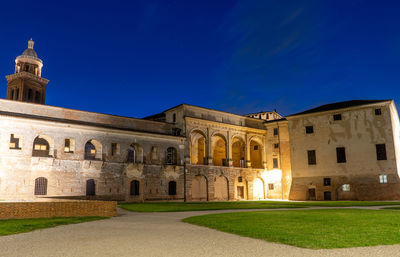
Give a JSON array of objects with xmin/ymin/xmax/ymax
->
[
  {"xmin": 190, "ymin": 130, "xmax": 207, "ymax": 165},
  {"xmin": 84, "ymin": 139, "xmax": 102, "ymax": 160},
  {"xmin": 249, "ymin": 136, "xmax": 264, "ymax": 169},
  {"xmin": 211, "ymin": 133, "xmax": 227, "ymax": 166},
  {"xmin": 191, "ymin": 175, "xmax": 208, "ymax": 201},
  {"xmin": 232, "ymin": 136, "xmax": 245, "ymax": 168},
  {"xmin": 127, "ymin": 143, "xmax": 143, "ymax": 163},
  {"xmin": 214, "ymin": 175, "xmax": 229, "ymax": 201},
  {"xmin": 253, "ymin": 177, "xmax": 265, "ymax": 199},
  {"xmin": 130, "ymin": 179, "xmax": 140, "ymax": 196},
  {"xmin": 32, "ymin": 135, "xmax": 54, "ymax": 157}
]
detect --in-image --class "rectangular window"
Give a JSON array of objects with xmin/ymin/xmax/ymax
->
[
  {"xmin": 111, "ymin": 143, "xmax": 119, "ymax": 156},
  {"xmin": 342, "ymin": 184, "xmax": 350, "ymax": 192},
  {"xmin": 379, "ymin": 174, "xmax": 388, "ymax": 184},
  {"xmin": 376, "ymin": 144, "xmax": 387, "ymax": 160},
  {"xmin": 64, "ymin": 139, "xmax": 75, "ymax": 153},
  {"xmin": 324, "ymin": 178, "xmax": 331, "ymax": 186},
  {"xmin": 274, "ymin": 143, "xmax": 279, "ymax": 149},
  {"xmin": 268, "ymin": 184, "xmax": 274, "ymax": 190},
  {"xmin": 307, "ymin": 150, "xmax": 316, "ymax": 165},
  {"xmin": 375, "ymin": 108, "xmax": 382, "ymax": 115},
  {"xmin": 273, "ymin": 128, "xmax": 279, "ymax": 136},
  {"xmin": 172, "ymin": 113, "xmax": 176, "ymax": 123},
  {"xmin": 273, "ymin": 158, "xmax": 278, "ymax": 169},
  {"xmin": 333, "ymin": 114, "xmax": 342, "ymax": 121},
  {"xmin": 9, "ymin": 134, "xmax": 21, "ymax": 150},
  {"xmin": 336, "ymin": 147, "xmax": 346, "ymax": 163},
  {"xmin": 254, "ymin": 145, "xmax": 259, "ymax": 150},
  {"xmin": 305, "ymin": 126, "xmax": 314, "ymax": 134},
  {"xmin": 238, "ymin": 176, "xmax": 243, "ymax": 183}
]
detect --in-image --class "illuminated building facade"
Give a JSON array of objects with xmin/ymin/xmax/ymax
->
[{"xmin": 1, "ymin": 40, "xmax": 399, "ymax": 201}]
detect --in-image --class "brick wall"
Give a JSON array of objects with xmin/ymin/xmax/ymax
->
[{"xmin": 0, "ymin": 201, "xmax": 117, "ymax": 219}]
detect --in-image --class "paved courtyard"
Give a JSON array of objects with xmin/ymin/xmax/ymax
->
[{"xmin": 0, "ymin": 207, "xmax": 399, "ymax": 257}]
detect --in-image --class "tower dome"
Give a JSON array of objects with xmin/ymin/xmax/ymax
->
[{"xmin": 14, "ymin": 38, "xmax": 43, "ymax": 76}]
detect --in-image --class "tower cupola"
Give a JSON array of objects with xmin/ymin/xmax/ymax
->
[{"xmin": 5, "ymin": 39, "xmax": 49, "ymax": 104}]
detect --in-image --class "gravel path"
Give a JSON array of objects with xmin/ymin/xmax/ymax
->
[{"xmin": 0, "ymin": 206, "xmax": 399, "ymax": 257}]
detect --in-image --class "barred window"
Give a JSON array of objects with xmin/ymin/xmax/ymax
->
[
  {"xmin": 307, "ymin": 150, "xmax": 316, "ymax": 165},
  {"xmin": 166, "ymin": 147, "xmax": 177, "ymax": 165},
  {"xmin": 34, "ymin": 177, "xmax": 47, "ymax": 195}
]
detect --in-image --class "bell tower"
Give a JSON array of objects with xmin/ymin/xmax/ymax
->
[{"xmin": 5, "ymin": 39, "xmax": 49, "ymax": 104}]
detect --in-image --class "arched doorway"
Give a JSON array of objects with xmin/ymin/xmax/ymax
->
[
  {"xmin": 214, "ymin": 176, "xmax": 229, "ymax": 201},
  {"xmin": 212, "ymin": 134, "xmax": 227, "ymax": 166},
  {"xmin": 232, "ymin": 137, "xmax": 245, "ymax": 168},
  {"xmin": 86, "ymin": 179, "xmax": 96, "ymax": 196},
  {"xmin": 253, "ymin": 178, "xmax": 265, "ymax": 199},
  {"xmin": 191, "ymin": 176, "xmax": 207, "ymax": 201}
]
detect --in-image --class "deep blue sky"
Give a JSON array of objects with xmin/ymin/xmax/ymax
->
[{"xmin": 0, "ymin": 0, "xmax": 399, "ymax": 118}]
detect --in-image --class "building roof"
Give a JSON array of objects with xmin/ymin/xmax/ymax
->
[
  {"xmin": 287, "ymin": 100, "xmax": 391, "ymax": 117},
  {"xmin": 21, "ymin": 48, "xmax": 38, "ymax": 58}
]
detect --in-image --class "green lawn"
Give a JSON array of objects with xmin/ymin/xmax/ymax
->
[
  {"xmin": 184, "ymin": 209, "xmax": 400, "ymax": 249},
  {"xmin": 119, "ymin": 201, "xmax": 400, "ymax": 212},
  {"xmin": 0, "ymin": 216, "xmax": 107, "ymax": 236}
]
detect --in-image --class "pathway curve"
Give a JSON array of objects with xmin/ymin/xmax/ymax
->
[{"xmin": 0, "ymin": 206, "xmax": 399, "ymax": 257}]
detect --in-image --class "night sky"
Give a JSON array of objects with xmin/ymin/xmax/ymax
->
[{"xmin": 0, "ymin": 0, "xmax": 399, "ymax": 118}]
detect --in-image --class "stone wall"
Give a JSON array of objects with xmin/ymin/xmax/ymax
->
[{"xmin": 0, "ymin": 201, "xmax": 117, "ymax": 219}]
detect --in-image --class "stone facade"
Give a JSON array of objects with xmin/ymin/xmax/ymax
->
[
  {"xmin": 287, "ymin": 100, "xmax": 400, "ymax": 200},
  {"xmin": 1, "ymin": 40, "xmax": 400, "ymax": 202}
]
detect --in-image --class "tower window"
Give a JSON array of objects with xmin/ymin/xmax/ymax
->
[
  {"xmin": 16, "ymin": 89, "xmax": 19, "ymax": 100},
  {"xmin": 305, "ymin": 126, "xmax": 314, "ymax": 134},
  {"xmin": 10, "ymin": 90, "xmax": 14, "ymax": 100},
  {"xmin": 172, "ymin": 113, "xmax": 176, "ymax": 123},
  {"xmin": 273, "ymin": 128, "xmax": 279, "ymax": 136},
  {"xmin": 274, "ymin": 143, "xmax": 279, "ymax": 149},
  {"xmin": 28, "ymin": 89, "xmax": 33, "ymax": 101},
  {"xmin": 111, "ymin": 143, "xmax": 120, "ymax": 156},
  {"xmin": 35, "ymin": 91, "xmax": 40, "ymax": 103},
  {"xmin": 375, "ymin": 109, "xmax": 382, "ymax": 115}
]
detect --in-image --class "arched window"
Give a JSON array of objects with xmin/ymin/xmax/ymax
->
[
  {"xmin": 86, "ymin": 179, "xmax": 96, "ymax": 196},
  {"xmin": 166, "ymin": 147, "xmax": 177, "ymax": 165},
  {"xmin": 34, "ymin": 177, "xmax": 47, "ymax": 195},
  {"xmin": 168, "ymin": 181, "xmax": 177, "ymax": 196},
  {"xmin": 35, "ymin": 91, "xmax": 40, "ymax": 103},
  {"xmin": 127, "ymin": 145, "xmax": 136, "ymax": 163},
  {"xmin": 130, "ymin": 180, "xmax": 140, "ymax": 196},
  {"xmin": 28, "ymin": 88, "xmax": 33, "ymax": 101},
  {"xmin": 32, "ymin": 137, "xmax": 50, "ymax": 157},
  {"xmin": 85, "ymin": 141, "xmax": 96, "ymax": 160}
]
